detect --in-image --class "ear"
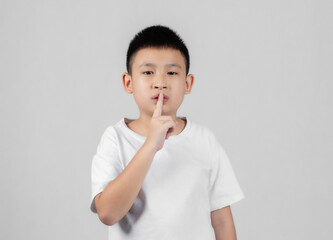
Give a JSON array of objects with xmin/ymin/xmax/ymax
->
[
  {"xmin": 122, "ymin": 72, "xmax": 133, "ymax": 94},
  {"xmin": 184, "ymin": 74, "xmax": 194, "ymax": 94}
]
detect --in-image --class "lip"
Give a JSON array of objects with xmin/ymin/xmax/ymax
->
[
  {"xmin": 151, "ymin": 93, "xmax": 169, "ymax": 100},
  {"xmin": 152, "ymin": 98, "xmax": 168, "ymax": 103},
  {"xmin": 152, "ymin": 93, "xmax": 169, "ymax": 103}
]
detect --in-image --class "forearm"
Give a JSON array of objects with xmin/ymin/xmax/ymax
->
[
  {"xmin": 213, "ymin": 221, "xmax": 237, "ymax": 240},
  {"xmin": 96, "ymin": 141, "xmax": 156, "ymax": 225}
]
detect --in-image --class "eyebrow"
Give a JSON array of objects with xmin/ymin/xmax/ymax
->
[{"xmin": 139, "ymin": 63, "xmax": 182, "ymax": 69}]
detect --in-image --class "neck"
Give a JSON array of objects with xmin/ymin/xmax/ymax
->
[{"xmin": 127, "ymin": 112, "xmax": 184, "ymax": 137}]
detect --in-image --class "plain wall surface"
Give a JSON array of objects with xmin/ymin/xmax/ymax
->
[{"xmin": 1, "ymin": 0, "xmax": 332, "ymax": 239}]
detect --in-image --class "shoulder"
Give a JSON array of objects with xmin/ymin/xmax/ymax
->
[
  {"xmin": 96, "ymin": 125, "xmax": 120, "ymax": 153},
  {"xmin": 189, "ymin": 120, "xmax": 217, "ymax": 143},
  {"xmin": 101, "ymin": 125, "xmax": 117, "ymax": 140},
  {"xmin": 101, "ymin": 118, "xmax": 125, "ymax": 140}
]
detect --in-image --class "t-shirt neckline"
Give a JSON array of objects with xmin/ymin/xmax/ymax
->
[{"xmin": 120, "ymin": 116, "xmax": 191, "ymax": 141}]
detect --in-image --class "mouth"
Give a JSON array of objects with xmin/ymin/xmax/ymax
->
[
  {"xmin": 152, "ymin": 93, "xmax": 169, "ymax": 101},
  {"xmin": 152, "ymin": 93, "xmax": 169, "ymax": 103}
]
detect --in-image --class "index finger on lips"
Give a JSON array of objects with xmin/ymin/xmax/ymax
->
[{"xmin": 152, "ymin": 92, "xmax": 164, "ymax": 118}]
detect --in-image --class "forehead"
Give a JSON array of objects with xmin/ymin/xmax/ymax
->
[{"xmin": 132, "ymin": 47, "xmax": 186, "ymax": 68}]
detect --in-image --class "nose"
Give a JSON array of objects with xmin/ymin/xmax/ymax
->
[{"xmin": 153, "ymin": 74, "xmax": 167, "ymax": 89}]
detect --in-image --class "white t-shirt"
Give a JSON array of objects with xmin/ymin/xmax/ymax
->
[{"xmin": 90, "ymin": 116, "xmax": 245, "ymax": 240}]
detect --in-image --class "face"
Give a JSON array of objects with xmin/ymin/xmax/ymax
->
[{"xmin": 122, "ymin": 47, "xmax": 194, "ymax": 118}]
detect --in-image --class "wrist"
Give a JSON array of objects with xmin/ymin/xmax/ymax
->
[{"xmin": 142, "ymin": 140, "xmax": 158, "ymax": 155}]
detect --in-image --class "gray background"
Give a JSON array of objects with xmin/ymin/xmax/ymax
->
[{"xmin": 1, "ymin": 0, "xmax": 332, "ymax": 239}]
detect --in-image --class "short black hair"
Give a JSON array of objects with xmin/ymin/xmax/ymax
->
[{"xmin": 126, "ymin": 25, "xmax": 190, "ymax": 75}]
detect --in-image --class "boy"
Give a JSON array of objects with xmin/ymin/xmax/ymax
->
[{"xmin": 90, "ymin": 25, "xmax": 245, "ymax": 240}]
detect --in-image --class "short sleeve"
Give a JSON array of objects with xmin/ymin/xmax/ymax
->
[
  {"xmin": 90, "ymin": 126, "xmax": 123, "ymax": 213},
  {"xmin": 208, "ymin": 132, "xmax": 245, "ymax": 212}
]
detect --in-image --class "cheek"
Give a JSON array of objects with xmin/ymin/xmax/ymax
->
[
  {"xmin": 132, "ymin": 78, "xmax": 148, "ymax": 90},
  {"xmin": 175, "ymin": 81, "xmax": 186, "ymax": 92}
]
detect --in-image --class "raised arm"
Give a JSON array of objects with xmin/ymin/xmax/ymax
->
[
  {"xmin": 94, "ymin": 141, "xmax": 156, "ymax": 226},
  {"xmin": 94, "ymin": 92, "xmax": 177, "ymax": 225}
]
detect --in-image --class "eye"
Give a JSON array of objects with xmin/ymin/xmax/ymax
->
[
  {"xmin": 143, "ymin": 71, "xmax": 153, "ymax": 75},
  {"xmin": 168, "ymin": 72, "xmax": 178, "ymax": 75}
]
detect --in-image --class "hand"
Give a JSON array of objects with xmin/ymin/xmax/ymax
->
[{"xmin": 145, "ymin": 92, "xmax": 178, "ymax": 152}]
